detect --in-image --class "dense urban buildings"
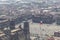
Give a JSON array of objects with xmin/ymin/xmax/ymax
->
[{"xmin": 0, "ymin": 0, "xmax": 60, "ymax": 40}]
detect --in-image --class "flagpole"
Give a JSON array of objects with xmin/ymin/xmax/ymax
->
[{"xmin": 40, "ymin": 21, "xmax": 43, "ymax": 40}]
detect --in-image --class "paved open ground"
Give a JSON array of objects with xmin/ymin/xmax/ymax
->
[{"xmin": 29, "ymin": 22, "xmax": 60, "ymax": 36}]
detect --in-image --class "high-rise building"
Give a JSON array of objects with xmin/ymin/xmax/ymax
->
[{"xmin": 24, "ymin": 22, "xmax": 30, "ymax": 40}]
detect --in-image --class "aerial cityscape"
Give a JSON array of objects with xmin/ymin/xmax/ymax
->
[{"xmin": 0, "ymin": 0, "xmax": 60, "ymax": 40}]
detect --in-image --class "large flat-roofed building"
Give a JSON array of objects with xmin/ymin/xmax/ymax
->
[
  {"xmin": 0, "ymin": 15, "xmax": 9, "ymax": 29},
  {"xmin": 32, "ymin": 13, "xmax": 54, "ymax": 24},
  {"xmin": 0, "ymin": 18, "xmax": 9, "ymax": 29}
]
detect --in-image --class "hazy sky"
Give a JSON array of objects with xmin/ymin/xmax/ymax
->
[
  {"xmin": 0, "ymin": 0, "xmax": 57, "ymax": 1},
  {"xmin": 0, "ymin": 0, "xmax": 20, "ymax": 1},
  {"xmin": 0, "ymin": 0, "xmax": 7, "ymax": 1}
]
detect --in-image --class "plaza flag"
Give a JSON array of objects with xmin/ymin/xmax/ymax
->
[{"xmin": 40, "ymin": 21, "xmax": 43, "ymax": 24}]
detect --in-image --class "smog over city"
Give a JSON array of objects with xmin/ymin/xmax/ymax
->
[{"xmin": 0, "ymin": 0, "xmax": 60, "ymax": 40}]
